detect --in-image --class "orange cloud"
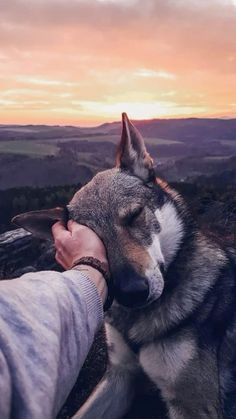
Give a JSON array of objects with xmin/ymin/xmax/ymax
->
[{"xmin": 0, "ymin": 0, "xmax": 236, "ymax": 124}]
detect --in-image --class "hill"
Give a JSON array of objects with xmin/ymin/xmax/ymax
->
[
  {"xmin": 93, "ymin": 117, "xmax": 236, "ymax": 141},
  {"xmin": 0, "ymin": 118, "xmax": 235, "ymax": 190}
]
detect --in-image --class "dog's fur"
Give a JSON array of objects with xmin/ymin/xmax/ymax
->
[{"xmin": 14, "ymin": 113, "xmax": 236, "ymax": 419}]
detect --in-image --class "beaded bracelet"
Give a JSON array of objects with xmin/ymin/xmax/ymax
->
[{"xmin": 72, "ymin": 256, "xmax": 114, "ymax": 311}]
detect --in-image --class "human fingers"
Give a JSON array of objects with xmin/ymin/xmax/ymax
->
[
  {"xmin": 55, "ymin": 250, "xmax": 67, "ymax": 270},
  {"xmin": 52, "ymin": 222, "xmax": 71, "ymax": 252},
  {"xmin": 52, "ymin": 221, "xmax": 70, "ymax": 239},
  {"xmin": 67, "ymin": 221, "xmax": 103, "ymax": 246},
  {"xmin": 67, "ymin": 220, "xmax": 91, "ymax": 235},
  {"xmin": 67, "ymin": 219, "xmax": 81, "ymax": 232}
]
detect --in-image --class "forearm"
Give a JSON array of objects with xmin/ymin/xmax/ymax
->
[
  {"xmin": 0, "ymin": 270, "xmax": 104, "ymax": 419},
  {"xmin": 73, "ymin": 264, "xmax": 108, "ymax": 304}
]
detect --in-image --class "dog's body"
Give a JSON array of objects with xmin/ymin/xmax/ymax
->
[
  {"xmin": 74, "ymin": 178, "xmax": 236, "ymax": 419},
  {"xmin": 14, "ymin": 114, "xmax": 236, "ymax": 419}
]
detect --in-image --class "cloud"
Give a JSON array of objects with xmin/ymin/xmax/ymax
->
[
  {"xmin": 134, "ymin": 69, "xmax": 177, "ymax": 79},
  {"xmin": 16, "ymin": 76, "xmax": 80, "ymax": 87},
  {"xmin": 0, "ymin": 0, "xmax": 235, "ymax": 123},
  {"xmin": 0, "ymin": 0, "xmax": 235, "ymax": 77},
  {"xmin": 77, "ymin": 99, "xmax": 208, "ymax": 119}
]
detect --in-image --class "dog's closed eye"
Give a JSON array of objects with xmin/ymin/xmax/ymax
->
[{"xmin": 123, "ymin": 207, "xmax": 143, "ymax": 226}]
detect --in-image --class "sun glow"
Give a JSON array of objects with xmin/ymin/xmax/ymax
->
[
  {"xmin": 0, "ymin": 0, "xmax": 235, "ymax": 124},
  {"xmin": 80, "ymin": 101, "xmax": 172, "ymax": 119},
  {"xmin": 78, "ymin": 101, "xmax": 208, "ymax": 121}
]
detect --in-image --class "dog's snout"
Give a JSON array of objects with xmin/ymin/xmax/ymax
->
[
  {"xmin": 114, "ymin": 267, "xmax": 149, "ymax": 307},
  {"xmin": 120, "ymin": 280, "xmax": 149, "ymax": 306}
]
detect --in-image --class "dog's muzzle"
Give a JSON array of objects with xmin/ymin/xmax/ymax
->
[{"xmin": 114, "ymin": 267, "xmax": 150, "ymax": 308}]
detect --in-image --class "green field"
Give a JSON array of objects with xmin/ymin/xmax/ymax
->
[
  {"xmin": 0, "ymin": 141, "xmax": 59, "ymax": 157},
  {"xmin": 203, "ymin": 156, "xmax": 233, "ymax": 161},
  {"xmin": 57, "ymin": 134, "xmax": 120, "ymax": 144},
  {"xmin": 0, "ymin": 127, "xmax": 39, "ymax": 133},
  {"xmin": 57, "ymin": 135, "xmax": 181, "ymax": 145},
  {"xmin": 220, "ymin": 140, "xmax": 236, "ymax": 147},
  {"xmin": 75, "ymin": 135, "xmax": 234, "ymax": 148},
  {"xmin": 145, "ymin": 137, "xmax": 182, "ymax": 145},
  {"xmin": 0, "ymin": 135, "xmax": 180, "ymax": 158}
]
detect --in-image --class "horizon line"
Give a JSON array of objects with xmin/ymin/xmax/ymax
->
[{"xmin": 1, "ymin": 114, "xmax": 236, "ymax": 129}]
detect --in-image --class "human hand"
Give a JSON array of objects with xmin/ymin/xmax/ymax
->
[{"xmin": 52, "ymin": 220, "xmax": 108, "ymax": 270}]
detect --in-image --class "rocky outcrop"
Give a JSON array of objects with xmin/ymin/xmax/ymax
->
[{"xmin": 0, "ymin": 228, "xmax": 59, "ymax": 279}]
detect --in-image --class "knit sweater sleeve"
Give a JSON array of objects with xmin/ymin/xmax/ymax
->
[{"xmin": 0, "ymin": 270, "xmax": 104, "ymax": 419}]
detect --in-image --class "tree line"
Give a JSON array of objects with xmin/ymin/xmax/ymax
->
[{"xmin": 0, "ymin": 180, "xmax": 235, "ymax": 244}]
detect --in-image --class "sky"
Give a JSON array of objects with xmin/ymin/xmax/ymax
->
[{"xmin": 0, "ymin": 0, "xmax": 236, "ymax": 126}]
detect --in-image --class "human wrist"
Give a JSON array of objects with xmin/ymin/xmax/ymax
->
[
  {"xmin": 72, "ymin": 265, "xmax": 108, "ymax": 305},
  {"xmin": 71, "ymin": 253, "xmax": 108, "ymax": 271}
]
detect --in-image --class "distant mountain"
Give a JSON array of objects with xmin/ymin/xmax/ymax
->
[
  {"xmin": 92, "ymin": 118, "xmax": 236, "ymax": 141},
  {"xmin": 0, "ymin": 125, "xmax": 84, "ymax": 141},
  {"xmin": 1, "ymin": 118, "xmax": 236, "ymax": 142}
]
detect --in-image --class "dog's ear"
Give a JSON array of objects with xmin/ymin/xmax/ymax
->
[
  {"xmin": 116, "ymin": 112, "xmax": 155, "ymax": 182},
  {"xmin": 12, "ymin": 207, "xmax": 68, "ymax": 240}
]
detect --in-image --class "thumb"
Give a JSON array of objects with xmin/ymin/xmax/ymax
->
[
  {"xmin": 52, "ymin": 221, "xmax": 70, "ymax": 240},
  {"xmin": 67, "ymin": 220, "xmax": 85, "ymax": 233}
]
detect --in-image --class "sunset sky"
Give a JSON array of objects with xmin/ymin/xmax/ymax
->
[{"xmin": 0, "ymin": 0, "xmax": 236, "ymax": 126}]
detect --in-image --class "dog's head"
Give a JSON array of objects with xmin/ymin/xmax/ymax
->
[{"xmin": 13, "ymin": 113, "xmax": 184, "ymax": 309}]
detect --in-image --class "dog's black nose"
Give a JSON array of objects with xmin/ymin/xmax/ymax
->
[
  {"xmin": 115, "ymin": 273, "xmax": 149, "ymax": 308},
  {"xmin": 125, "ymin": 283, "xmax": 149, "ymax": 306}
]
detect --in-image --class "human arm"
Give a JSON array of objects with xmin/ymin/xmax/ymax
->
[{"xmin": 0, "ymin": 222, "xmax": 109, "ymax": 419}]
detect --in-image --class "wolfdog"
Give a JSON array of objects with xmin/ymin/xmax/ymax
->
[{"xmin": 14, "ymin": 113, "xmax": 236, "ymax": 419}]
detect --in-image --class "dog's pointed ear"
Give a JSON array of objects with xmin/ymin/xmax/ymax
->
[
  {"xmin": 116, "ymin": 112, "xmax": 155, "ymax": 182},
  {"xmin": 12, "ymin": 207, "xmax": 68, "ymax": 240}
]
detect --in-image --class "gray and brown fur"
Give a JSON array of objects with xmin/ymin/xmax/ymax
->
[{"xmin": 14, "ymin": 113, "xmax": 236, "ymax": 419}]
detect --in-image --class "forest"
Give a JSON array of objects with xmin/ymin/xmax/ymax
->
[{"xmin": 1, "ymin": 178, "xmax": 235, "ymax": 246}]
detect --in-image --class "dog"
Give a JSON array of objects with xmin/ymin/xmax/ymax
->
[{"xmin": 13, "ymin": 113, "xmax": 236, "ymax": 419}]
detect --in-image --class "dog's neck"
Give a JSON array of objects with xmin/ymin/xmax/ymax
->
[
  {"xmin": 125, "ymin": 228, "xmax": 228, "ymax": 347},
  {"xmin": 154, "ymin": 178, "xmax": 196, "ymax": 263},
  {"xmin": 153, "ymin": 201, "xmax": 185, "ymax": 268}
]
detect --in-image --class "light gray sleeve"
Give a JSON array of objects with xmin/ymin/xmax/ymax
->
[{"xmin": 0, "ymin": 270, "xmax": 104, "ymax": 419}]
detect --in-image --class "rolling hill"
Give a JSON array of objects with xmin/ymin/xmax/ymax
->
[{"xmin": 0, "ymin": 118, "xmax": 235, "ymax": 189}]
